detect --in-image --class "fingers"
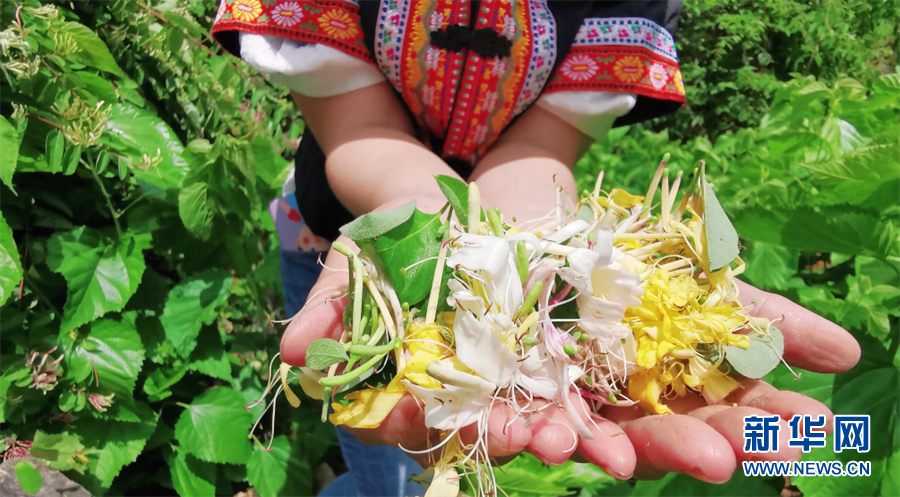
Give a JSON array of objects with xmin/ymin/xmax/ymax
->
[
  {"xmin": 576, "ymin": 415, "xmax": 637, "ymax": 480},
  {"xmin": 615, "ymin": 413, "xmax": 737, "ymax": 483},
  {"xmin": 526, "ymin": 404, "xmax": 578, "ymax": 466},
  {"xmin": 459, "ymin": 403, "xmax": 532, "ymax": 458},
  {"xmin": 343, "ymin": 394, "xmax": 430, "ymax": 448},
  {"xmin": 736, "ymin": 280, "xmax": 860, "ymax": 373},
  {"xmin": 280, "ymin": 295, "xmax": 346, "ymax": 367},
  {"xmin": 729, "ymin": 379, "xmax": 834, "ymax": 433},
  {"xmin": 280, "ymin": 238, "xmax": 355, "ymax": 367},
  {"xmin": 692, "ymin": 406, "xmax": 802, "ymax": 463}
]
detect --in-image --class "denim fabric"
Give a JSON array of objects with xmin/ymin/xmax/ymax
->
[{"xmin": 280, "ymin": 249, "xmax": 427, "ymax": 497}]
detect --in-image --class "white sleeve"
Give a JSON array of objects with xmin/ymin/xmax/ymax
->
[
  {"xmin": 239, "ymin": 33, "xmax": 385, "ymax": 98},
  {"xmin": 535, "ymin": 92, "xmax": 637, "ymax": 142}
]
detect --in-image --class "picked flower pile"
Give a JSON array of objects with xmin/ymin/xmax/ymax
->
[{"xmin": 258, "ymin": 157, "xmax": 788, "ymax": 497}]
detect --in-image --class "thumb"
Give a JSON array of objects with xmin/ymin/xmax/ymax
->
[{"xmin": 280, "ymin": 238, "xmax": 355, "ymax": 367}]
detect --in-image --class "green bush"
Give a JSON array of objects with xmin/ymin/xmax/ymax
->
[
  {"xmin": 0, "ymin": 2, "xmax": 329, "ymax": 496},
  {"xmin": 654, "ymin": 0, "xmax": 899, "ymax": 142}
]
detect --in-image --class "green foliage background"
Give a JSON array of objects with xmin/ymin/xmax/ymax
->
[{"xmin": 0, "ymin": 1, "xmax": 897, "ymax": 496}]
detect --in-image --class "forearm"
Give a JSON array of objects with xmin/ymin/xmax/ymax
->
[
  {"xmin": 471, "ymin": 105, "xmax": 591, "ymax": 225},
  {"xmin": 292, "ymin": 84, "xmax": 459, "ymax": 217},
  {"xmin": 325, "ymin": 129, "xmax": 455, "ymax": 216}
]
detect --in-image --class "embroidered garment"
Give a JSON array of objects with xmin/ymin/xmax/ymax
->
[{"xmin": 212, "ymin": 0, "xmax": 687, "ymax": 240}]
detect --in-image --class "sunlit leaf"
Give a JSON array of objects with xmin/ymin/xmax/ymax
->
[
  {"xmin": 47, "ymin": 227, "xmax": 150, "ymax": 332},
  {"xmin": 0, "ymin": 213, "xmax": 22, "ymax": 306},
  {"xmin": 57, "ymin": 21, "xmax": 125, "ymax": 76},
  {"xmin": 339, "ymin": 200, "xmax": 416, "ymax": 241},
  {"xmin": 159, "ymin": 269, "xmax": 232, "ymax": 358},
  {"xmin": 174, "ymin": 387, "xmax": 252, "ymax": 465},
  {"xmin": 14, "ymin": 461, "xmax": 42, "ymax": 494},
  {"xmin": 59, "ymin": 317, "xmax": 146, "ymax": 396},
  {"xmin": 373, "ymin": 209, "xmax": 443, "ymax": 305},
  {"xmin": 0, "ymin": 116, "xmax": 18, "ymax": 193},
  {"xmin": 724, "ymin": 326, "xmax": 784, "ymax": 379},
  {"xmin": 246, "ymin": 436, "xmax": 312, "ymax": 497},
  {"xmin": 167, "ymin": 448, "xmax": 216, "ymax": 497}
]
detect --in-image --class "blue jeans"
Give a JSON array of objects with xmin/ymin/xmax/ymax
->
[{"xmin": 280, "ymin": 250, "xmax": 427, "ymax": 497}]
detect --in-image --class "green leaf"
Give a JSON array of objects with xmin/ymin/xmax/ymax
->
[
  {"xmin": 306, "ymin": 338, "xmax": 349, "ymax": 371},
  {"xmin": 159, "ymin": 269, "xmax": 232, "ymax": 358},
  {"xmin": 45, "ymin": 130, "xmax": 65, "ymax": 174},
  {"xmin": 881, "ymin": 450, "xmax": 900, "ymax": 497},
  {"xmin": 60, "ymin": 317, "xmax": 146, "ymax": 396},
  {"xmin": 74, "ymin": 411, "xmax": 157, "ymax": 490},
  {"xmin": 701, "ymin": 168, "xmax": 739, "ymax": 271},
  {"xmin": 247, "ymin": 436, "xmax": 312, "ymax": 497},
  {"xmin": 70, "ymin": 71, "xmax": 118, "ymax": 104},
  {"xmin": 724, "ymin": 325, "xmax": 784, "ymax": 379},
  {"xmin": 143, "ymin": 361, "xmax": 188, "ymax": 399},
  {"xmin": 734, "ymin": 207, "xmax": 898, "ymax": 259},
  {"xmin": 832, "ymin": 367, "xmax": 899, "ymax": 459},
  {"xmin": 765, "ymin": 367, "xmax": 834, "ymax": 407},
  {"xmin": 187, "ymin": 327, "xmax": 232, "ymax": 381},
  {"xmin": 58, "ymin": 22, "xmax": 124, "ymax": 76},
  {"xmin": 168, "ymin": 449, "xmax": 217, "ymax": 497},
  {"xmin": 14, "ymin": 461, "xmax": 42, "ymax": 494},
  {"xmin": 46, "ymin": 227, "xmax": 150, "ymax": 333},
  {"xmin": 62, "ymin": 144, "xmax": 81, "ymax": 175},
  {"xmin": 178, "ymin": 181, "xmax": 215, "ymax": 240},
  {"xmin": 842, "ymin": 273, "xmax": 900, "ymax": 342},
  {"xmin": 435, "ymin": 175, "xmax": 474, "ymax": 227},
  {"xmin": 339, "ymin": 200, "xmax": 416, "ymax": 241},
  {"xmin": 0, "ymin": 116, "xmax": 18, "ymax": 192},
  {"xmin": 0, "ymin": 213, "xmax": 23, "ymax": 306},
  {"xmin": 632, "ymin": 471, "xmax": 780, "ymax": 496},
  {"xmin": 30, "ymin": 431, "xmax": 84, "ymax": 471},
  {"xmin": 102, "ymin": 104, "xmax": 189, "ymax": 189},
  {"xmin": 174, "ymin": 387, "xmax": 253, "ymax": 465},
  {"xmin": 740, "ymin": 241, "xmax": 801, "ymax": 291},
  {"xmin": 373, "ymin": 209, "xmax": 443, "ymax": 305}
]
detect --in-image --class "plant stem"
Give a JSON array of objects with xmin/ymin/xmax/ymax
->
[
  {"xmin": 84, "ymin": 160, "xmax": 122, "ymax": 238},
  {"xmin": 348, "ymin": 338, "xmax": 400, "ymax": 357},
  {"xmin": 351, "ymin": 256, "xmax": 364, "ymax": 344},
  {"xmin": 320, "ymin": 353, "xmax": 387, "ymax": 387}
]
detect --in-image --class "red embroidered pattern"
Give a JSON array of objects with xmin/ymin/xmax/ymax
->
[
  {"xmin": 544, "ymin": 46, "xmax": 686, "ymax": 102},
  {"xmin": 211, "ymin": 0, "xmax": 373, "ymax": 64}
]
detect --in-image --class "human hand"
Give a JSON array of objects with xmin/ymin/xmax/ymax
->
[
  {"xmin": 598, "ymin": 280, "xmax": 861, "ymax": 483},
  {"xmin": 279, "ymin": 234, "xmax": 640, "ymax": 477}
]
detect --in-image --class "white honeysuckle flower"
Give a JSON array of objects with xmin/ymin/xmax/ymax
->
[
  {"xmin": 447, "ymin": 233, "xmax": 524, "ymax": 315},
  {"xmin": 546, "ymin": 219, "xmax": 590, "ymax": 244},
  {"xmin": 515, "ymin": 345, "xmax": 560, "ymax": 399},
  {"xmin": 558, "ymin": 225, "xmax": 615, "ymax": 293},
  {"xmin": 402, "ymin": 378, "xmax": 494, "ymax": 431},
  {"xmin": 453, "ymin": 307, "xmax": 521, "ymax": 387},
  {"xmin": 447, "ymin": 278, "xmax": 485, "ymax": 314},
  {"xmin": 559, "ymin": 248, "xmax": 601, "ymax": 292},
  {"xmin": 575, "ymin": 266, "xmax": 642, "ymax": 346},
  {"xmin": 508, "ymin": 231, "xmax": 543, "ymax": 259}
]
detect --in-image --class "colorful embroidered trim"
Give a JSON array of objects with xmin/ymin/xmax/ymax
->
[
  {"xmin": 573, "ymin": 17, "xmax": 678, "ymax": 63},
  {"xmin": 544, "ymin": 45, "xmax": 685, "ymax": 102},
  {"xmin": 375, "ymin": 0, "xmax": 413, "ymax": 91},
  {"xmin": 212, "ymin": 0, "xmax": 373, "ymax": 63},
  {"xmin": 513, "ymin": 0, "xmax": 556, "ymax": 116}
]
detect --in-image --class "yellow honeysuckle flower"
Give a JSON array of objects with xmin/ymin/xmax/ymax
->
[
  {"xmin": 625, "ymin": 267, "xmax": 751, "ymax": 413},
  {"xmin": 609, "ymin": 188, "xmax": 645, "ymax": 208}
]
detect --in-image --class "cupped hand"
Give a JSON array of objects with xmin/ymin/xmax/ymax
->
[
  {"xmin": 279, "ymin": 236, "xmax": 639, "ymax": 477},
  {"xmin": 599, "ymin": 280, "xmax": 861, "ymax": 483},
  {"xmin": 282, "ymin": 238, "xmax": 860, "ymax": 482}
]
